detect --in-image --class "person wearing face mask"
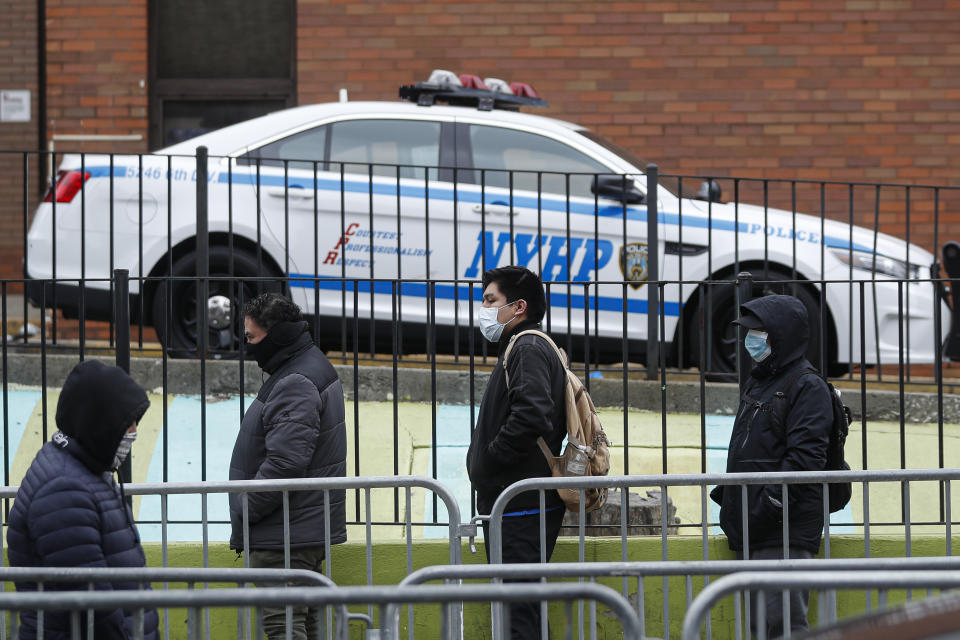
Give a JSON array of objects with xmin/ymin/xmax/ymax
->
[
  {"xmin": 228, "ymin": 292, "xmax": 346, "ymax": 640},
  {"xmin": 7, "ymin": 359, "xmax": 158, "ymax": 640},
  {"xmin": 711, "ymin": 294, "xmax": 833, "ymax": 639},
  {"xmin": 466, "ymin": 265, "xmax": 567, "ymax": 639}
]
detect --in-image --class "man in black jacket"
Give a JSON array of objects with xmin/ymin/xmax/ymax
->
[
  {"xmin": 466, "ymin": 265, "xmax": 567, "ymax": 639},
  {"xmin": 229, "ymin": 293, "xmax": 347, "ymax": 640},
  {"xmin": 713, "ymin": 294, "xmax": 832, "ymax": 638}
]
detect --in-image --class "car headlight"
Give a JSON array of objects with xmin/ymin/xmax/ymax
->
[{"xmin": 831, "ymin": 249, "xmax": 921, "ymax": 280}]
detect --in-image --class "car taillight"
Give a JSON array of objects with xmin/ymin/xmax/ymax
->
[{"xmin": 42, "ymin": 170, "xmax": 90, "ymax": 203}]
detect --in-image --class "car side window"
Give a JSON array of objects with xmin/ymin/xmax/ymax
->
[
  {"xmin": 238, "ymin": 125, "xmax": 329, "ymax": 170},
  {"xmin": 466, "ymin": 124, "xmax": 609, "ymax": 199},
  {"xmin": 329, "ymin": 119, "xmax": 441, "ymax": 181}
]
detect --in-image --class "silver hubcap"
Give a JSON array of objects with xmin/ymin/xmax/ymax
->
[{"xmin": 207, "ymin": 295, "xmax": 232, "ymax": 330}]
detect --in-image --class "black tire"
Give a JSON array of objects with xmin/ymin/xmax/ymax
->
[
  {"xmin": 688, "ymin": 271, "xmax": 827, "ymax": 380},
  {"xmin": 151, "ymin": 246, "xmax": 283, "ymax": 358}
]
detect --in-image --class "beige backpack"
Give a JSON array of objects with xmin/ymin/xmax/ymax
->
[{"xmin": 503, "ymin": 330, "xmax": 611, "ymax": 513}]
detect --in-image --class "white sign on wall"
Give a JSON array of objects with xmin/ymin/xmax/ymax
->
[{"xmin": 0, "ymin": 91, "xmax": 31, "ymax": 123}]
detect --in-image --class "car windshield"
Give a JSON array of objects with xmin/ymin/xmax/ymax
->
[{"xmin": 577, "ymin": 130, "xmax": 700, "ymax": 199}]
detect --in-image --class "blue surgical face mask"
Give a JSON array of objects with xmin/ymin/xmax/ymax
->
[{"xmin": 744, "ymin": 329, "xmax": 772, "ymax": 362}]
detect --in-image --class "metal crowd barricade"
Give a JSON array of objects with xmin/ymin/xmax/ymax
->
[
  {"xmin": 0, "ymin": 582, "xmax": 643, "ymax": 640},
  {"xmin": 487, "ymin": 469, "xmax": 960, "ymax": 639},
  {"xmin": 682, "ymin": 570, "xmax": 960, "ymax": 640},
  {"xmin": 489, "ymin": 469, "xmax": 960, "ymax": 564},
  {"xmin": 0, "ymin": 476, "xmax": 469, "ymax": 639},
  {"xmin": 128, "ymin": 475, "xmax": 468, "ymax": 636},
  {"xmin": 0, "ymin": 567, "xmax": 356, "ymax": 640},
  {"xmin": 399, "ymin": 557, "xmax": 960, "ymax": 640},
  {"xmin": 116, "ymin": 474, "xmax": 466, "ymax": 558}
]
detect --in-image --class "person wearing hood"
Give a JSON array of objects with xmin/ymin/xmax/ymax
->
[
  {"xmin": 7, "ymin": 359, "xmax": 159, "ymax": 640},
  {"xmin": 711, "ymin": 294, "xmax": 833, "ymax": 638},
  {"xmin": 229, "ymin": 292, "xmax": 346, "ymax": 640},
  {"xmin": 466, "ymin": 265, "xmax": 567, "ymax": 639}
]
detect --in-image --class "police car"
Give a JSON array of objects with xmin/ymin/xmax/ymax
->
[{"xmin": 27, "ymin": 70, "xmax": 949, "ymax": 372}]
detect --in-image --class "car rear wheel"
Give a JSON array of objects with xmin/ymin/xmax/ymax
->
[{"xmin": 151, "ymin": 246, "xmax": 283, "ymax": 357}]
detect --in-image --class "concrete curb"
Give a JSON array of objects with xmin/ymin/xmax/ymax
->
[{"xmin": 4, "ymin": 353, "xmax": 958, "ymax": 423}]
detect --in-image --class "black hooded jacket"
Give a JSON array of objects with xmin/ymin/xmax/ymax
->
[
  {"xmin": 713, "ymin": 295, "xmax": 833, "ymax": 554},
  {"xmin": 7, "ymin": 360, "xmax": 158, "ymax": 640},
  {"xmin": 229, "ymin": 322, "xmax": 347, "ymax": 551},
  {"xmin": 466, "ymin": 319, "xmax": 567, "ymax": 514}
]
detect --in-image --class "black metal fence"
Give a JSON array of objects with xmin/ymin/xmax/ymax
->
[{"xmin": 2, "ymin": 147, "xmax": 959, "ymax": 523}]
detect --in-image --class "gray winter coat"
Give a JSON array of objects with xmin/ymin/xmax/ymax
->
[{"xmin": 229, "ymin": 325, "xmax": 347, "ymax": 551}]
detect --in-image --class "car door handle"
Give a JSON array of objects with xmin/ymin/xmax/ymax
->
[
  {"xmin": 265, "ymin": 186, "xmax": 314, "ymax": 200},
  {"xmin": 472, "ymin": 204, "xmax": 517, "ymax": 216}
]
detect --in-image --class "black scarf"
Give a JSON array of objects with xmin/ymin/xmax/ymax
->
[{"xmin": 246, "ymin": 321, "xmax": 311, "ymax": 373}]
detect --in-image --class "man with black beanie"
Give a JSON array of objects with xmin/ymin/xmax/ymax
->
[
  {"xmin": 229, "ymin": 292, "xmax": 347, "ymax": 640},
  {"xmin": 8, "ymin": 359, "xmax": 159, "ymax": 640}
]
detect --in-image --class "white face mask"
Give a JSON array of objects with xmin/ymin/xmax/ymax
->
[
  {"xmin": 478, "ymin": 300, "xmax": 519, "ymax": 343},
  {"xmin": 112, "ymin": 431, "xmax": 137, "ymax": 470}
]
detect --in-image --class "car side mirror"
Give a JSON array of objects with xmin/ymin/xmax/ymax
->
[
  {"xmin": 591, "ymin": 175, "xmax": 645, "ymax": 204},
  {"xmin": 696, "ymin": 179, "xmax": 723, "ymax": 203}
]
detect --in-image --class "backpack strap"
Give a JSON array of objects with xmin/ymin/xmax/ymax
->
[
  {"xmin": 502, "ymin": 329, "xmax": 568, "ymax": 385},
  {"xmin": 501, "ymin": 330, "xmax": 571, "ymax": 466},
  {"xmin": 766, "ymin": 365, "xmax": 822, "ymax": 439},
  {"xmin": 780, "ymin": 366, "xmax": 821, "ymax": 399}
]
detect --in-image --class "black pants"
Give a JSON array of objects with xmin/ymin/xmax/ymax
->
[
  {"xmin": 482, "ymin": 507, "xmax": 565, "ymax": 640},
  {"xmin": 249, "ymin": 546, "xmax": 327, "ymax": 640},
  {"xmin": 738, "ymin": 546, "xmax": 813, "ymax": 639}
]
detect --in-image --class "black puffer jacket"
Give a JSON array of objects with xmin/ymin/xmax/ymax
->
[
  {"xmin": 714, "ymin": 295, "xmax": 833, "ymax": 554},
  {"xmin": 8, "ymin": 360, "xmax": 158, "ymax": 640},
  {"xmin": 229, "ymin": 323, "xmax": 347, "ymax": 551},
  {"xmin": 466, "ymin": 320, "xmax": 567, "ymax": 514}
]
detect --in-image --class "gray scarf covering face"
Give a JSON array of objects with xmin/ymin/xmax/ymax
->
[{"xmin": 112, "ymin": 432, "xmax": 137, "ymax": 470}]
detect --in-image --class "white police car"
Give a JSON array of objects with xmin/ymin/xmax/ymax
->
[{"xmin": 27, "ymin": 70, "xmax": 949, "ymax": 372}]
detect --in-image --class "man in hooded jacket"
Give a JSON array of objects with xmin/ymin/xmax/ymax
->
[
  {"xmin": 712, "ymin": 294, "xmax": 833, "ymax": 638},
  {"xmin": 229, "ymin": 292, "xmax": 346, "ymax": 640},
  {"xmin": 8, "ymin": 359, "xmax": 159, "ymax": 640}
]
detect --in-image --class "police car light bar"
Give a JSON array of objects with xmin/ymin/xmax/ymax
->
[
  {"xmin": 483, "ymin": 77, "xmax": 513, "ymax": 94},
  {"xmin": 400, "ymin": 69, "xmax": 548, "ymax": 111},
  {"xmin": 459, "ymin": 74, "xmax": 488, "ymax": 90},
  {"xmin": 509, "ymin": 82, "xmax": 540, "ymax": 99}
]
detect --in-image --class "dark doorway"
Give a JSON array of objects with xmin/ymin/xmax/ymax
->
[{"xmin": 148, "ymin": 0, "xmax": 296, "ymax": 149}]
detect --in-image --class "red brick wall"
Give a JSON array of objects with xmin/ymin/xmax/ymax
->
[
  {"xmin": 3, "ymin": 0, "xmax": 960, "ymax": 278},
  {"xmin": 45, "ymin": 0, "xmax": 148, "ymax": 154},
  {"xmin": 296, "ymin": 0, "xmax": 960, "ymax": 259},
  {"xmin": 0, "ymin": 0, "xmax": 39, "ymax": 278}
]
